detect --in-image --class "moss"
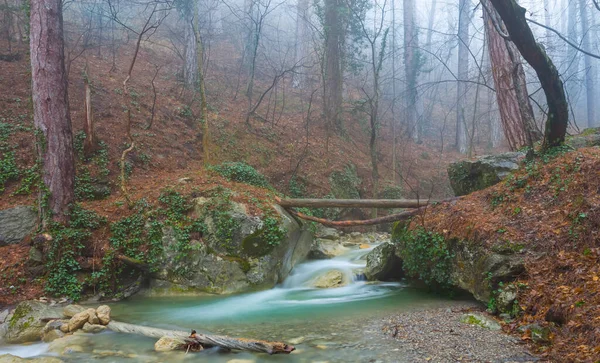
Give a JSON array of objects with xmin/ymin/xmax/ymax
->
[
  {"xmin": 223, "ymin": 256, "xmax": 251, "ymax": 273},
  {"xmin": 491, "ymin": 241, "xmax": 525, "ymax": 254},
  {"xmin": 461, "ymin": 314, "xmax": 485, "ymax": 327},
  {"xmin": 241, "ymin": 230, "xmax": 276, "ymax": 257},
  {"xmin": 8, "ymin": 303, "xmax": 33, "ymax": 330}
]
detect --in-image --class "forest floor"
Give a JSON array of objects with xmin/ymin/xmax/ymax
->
[{"xmin": 412, "ymin": 146, "xmax": 600, "ymax": 362}]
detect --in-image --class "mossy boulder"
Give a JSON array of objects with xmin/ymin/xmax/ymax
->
[
  {"xmin": 364, "ymin": 243, "xmax": 403, "ymax": 281},
  {"xmin": 0, "ymin": 301, "xmax": 62, "ymax": 344},
  {"xmin": 0, "ymin": 206, "xmax": 37, "ymax": 246},
  {"xmin": 391, "ymin": 225, "xmax": 525, "ymax": 304},
  {"xmin": 566, "ymin": 127, "xmax": 600, "ymax": 149},
  {"xmin": 448, "ymin": 152, "xmax": 525, "ymax": 196},
  {"xmin": 148, "ymin": 200, "xmax": 313, "ymax": 295}
]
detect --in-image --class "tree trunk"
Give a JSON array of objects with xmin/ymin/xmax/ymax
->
[
  {"xmin": 456, "ymin": 0, "xmax": 470, "ymax": 153},
  {"xmin": 483, "ymin": 0, "xmax": 540, "ymax": 150},
  {"xmin": 184, "ymin": 11, "xmax": 198, "ymax": 89},
  {"xmin": 193, "ymin": 0, "xmax": 210, "ymax": 164},
  {"xmin": 292, "ymin": 0, "xmax": 309, "ymax": 88},
  {"xmin": 579, "ymin": 0, "xmax": 597, "ymax": 128},
  {"xmin": 83, "ymin": 69, "xmax": 97, "ymax": 156},
  {"xmin": 489, "ymin": 0, "xmax": 569, "ymax": 149},
  {"xmin": 277, "ymin": 198, "xmax": 432, "ymax": 208},
  {"xmin": 323, "ymin": 0, "xmax": 344, "ymax": 132},
  {"xmin": 30, "ymin": 0, "xmax": 75, "ymax": 223},
  {"xmin": 403, "ymin": 0, "xmax": 420, "ymax": 142}
]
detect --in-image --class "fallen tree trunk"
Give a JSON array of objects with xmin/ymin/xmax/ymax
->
[
  {"xmin": 278, "ymin": 198, "xmax": 432, "ymax": 209},
  {"xmin": 106, "ymin": 321, "xmax": 294, "ymax": 354},
  {"xmin": 284, "ymin": 197, "xmax": 457, "ymax": 227}
]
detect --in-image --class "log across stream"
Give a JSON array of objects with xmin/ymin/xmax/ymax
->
[{"xmin": 0, "ymin": 242, "xmax": 464, "ymax": 362}]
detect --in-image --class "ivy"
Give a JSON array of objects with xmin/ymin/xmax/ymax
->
[{"xmin": 208, "ymin": 162, "xmax": 270, "ymax": 188}]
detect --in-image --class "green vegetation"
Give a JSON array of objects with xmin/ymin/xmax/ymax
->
[
  {"xmin": 394, "ymin": 225, "xmax": 454, "ymax": 288},
  {"xmin": 73, "ymin": 131, "xmax": 111, "ymax": 201},
  {"xmin": 209, "ymin": 162, "xmax": 270, "ymax": 188},
  {"xmin": 45, "ymin": 205, "xmax": 107, "ymax": 300}
]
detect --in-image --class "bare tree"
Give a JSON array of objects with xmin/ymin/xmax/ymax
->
[
  {"xmin": 456, "ymin": 0, "xmax": 470, "ymax": 153},
  {"xmin": 578, "ymin": 0, "xmax": 597, "ymax": 128},
  {"xmin": 322, "ymin": 0, "xmax": 345, "ymax": 132},
  {"xmin": 30, "ymin": 0, "xmax": 75, "ymax": 223},
  {"xmin": 403, "ymin": 0, "xmax": 420, "ymax": 142}
]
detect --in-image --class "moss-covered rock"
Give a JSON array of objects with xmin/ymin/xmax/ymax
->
[
  {"xmin": 447, "ymin": 152, "xmax": 525, "ymax": 196},
  {"xmin": 391, "ymin": 225, "xmax": 525, "ymax": 304},
  {"xmin": 148, "ymin": 201, "xmax": 313, "ymax": 295},
  {"xmin": 364, "ymin": 243, "xmax": 403, "ymax": 281},
  {"xmin": 1, "ymin": 301, "xmax": 62, "ymax": 344}
]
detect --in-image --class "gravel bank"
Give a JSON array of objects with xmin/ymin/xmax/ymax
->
[{"xmin": 379, "ymin": 302, "xmax": 538, "ymax": 363}]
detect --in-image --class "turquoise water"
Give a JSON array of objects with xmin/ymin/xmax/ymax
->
[{"xmin": 0, "ymin": 244, "xmax": 464, "ymax": 362}]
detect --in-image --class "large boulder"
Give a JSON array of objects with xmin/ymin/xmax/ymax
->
[
  {"xmin": 148, "ymin": 201, "xmax": 313, "ymax": 295},
  {"xmin": 154, "ymin": 336, "xmax": 187, "ymax": 352},
  {"xmin": 392, "ymin": 226, "xmax": 526, "ymax": 304},
  {"xmin": 311, "ymin": 270, "xmax": 349, "ymax": 288},
  {"xmin": 364, "ymin": 243, "xmax": 403, "ymax": 281},
  {"xmin": 0, "ymin": 301, "xmax": 62, "ymax": 344},
  {"xmin": 308, "ymin": 238, "xmax": 348, "ymax": 259},
  {"xmin": 0, "ymin": 206, "xmax": 37, "ymax": 246},
  {"xmin": 447, "ymin": 152, "xmax": 525, "ymax": 196},
  {"xmin": 566, "ymin": 127, "xmax": 600, "ymax": 149}
]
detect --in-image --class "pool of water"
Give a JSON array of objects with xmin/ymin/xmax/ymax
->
[{"xmin": 0, "ymin": 243, "xmax": 466, "ymax": 362}]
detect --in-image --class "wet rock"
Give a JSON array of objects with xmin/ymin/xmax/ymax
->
[
  {"xmin": 364, "ymin": 243, "xmax": 403, "ymax": 281},
  {"xmin": 287, "ymin": 336, "xmax": 305, "ymax": 345},
  {"xmin": 308, "ymin": 239, "xmax": 348, "ymax": 259},
  {"xmin": 226, "ymin": 360, "xmax": 255, "ymax": 363},
  {"xmin": 41, "ymin": 320, "xmax": 66, "ymax": 342},
  {"xmin": 42, "ymin": 329, "xmax": 65, "ymax": 342},
  {"xmin": 86, "ymin": 309, "xmax": 99, "ymax": 325},
  {"xmin": 0, "ymin": 206, "xmax": 37, "ymax": 246},
  {"xmin": 62, "ymin": 305, "xmax": 85, "ymax": 318},
  {"xmin": 566, "ymin": 128, "xmax": 600, "ymax": 149},
  {"xmin": 68, "ymin": 310, "xmax": 91, "ymax": 332},
  {"xmin": 2, "ymin": 301, "xmax": 62, "ymax": 343},
  {"xmin": 311, "ymin": 270, "xmax": 348, "ymax": 288},
  {"xmin": 48, "ymin": 334, "xmax": 88, "ymax": 355},
  {"xmin": 82, "ymin": 323, "xmax": 106, "ymax": 334},
  {"xmin": 315, "ymin": 226, "xmax": 340, "ymax": 241},
  {"xmin": 59, "ymin": 324, "xmax": 69, "ymax": 334},
  {"xmin": 96, "ymin": 305, "xmax": 111, "ymax": 325},
  {"xmin": 28, "ymin": 247, "xmax": 43, "ymax": 264},
  {"xmin": 0, "ymin": 354, "xmax": 64, "ymax": 363},
  {"xmin": 154, "ymin": 336, "xmax": 187, "ymax": 352},
  {"xmin": 447, "ymin": 152, "xmax": 525, "ymax": 196},
  {"xmin": 460, "ymin": 313, "xmax": 501, "ymax": 330},
  {"xmin": 359, "ymin": 244, "xmax": 370, "ymax": 249}
]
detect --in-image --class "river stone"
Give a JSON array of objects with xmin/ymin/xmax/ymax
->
[
  {"xmin": 42, "ymin": 328, "xmax": 65, "ymax": 342},
  {"xmin": 154, "ymin": 336, "xmax": 187, "ymax": 352},
  {"xmin": 96, "ymin": 305, "xmax": 111, "ymax": 325},
  {"xmin": 82, "ymin": 322, "xmax": 106, "ymax": 334},
  {"xmin": 2, "ymin": 301, "xmax": 62, "ymax": 344},
  {"xmin": 315, "ymin": 226, "xmax": 340, "ymax": 241},
  {"xmin": 86, "ymin": 309, "xmax": 99, "ymax": 325},
  {"xmin": 0, "ymin": 355, "xmax": 64, "ymax": 363},
  {"xmin": 460, "ymin": 313, "xmax": 501, "ymax": 330},
  {"xmin": 62, "ymin": 305, "xmax": 85, "ymax": 318},
  {"xmin": 311, "ymin": 270, "xmax": 348, "ymax": 288},
  {"xmin": 68, "ymin": 310, "xmax": 91, "ymax": 332},
  {"xmin": 0, "ymin": 206, "xmax": 37, "ymax": 246},
  {"xmin": 48, "ymin": 334, "xmax": 88, "ymax": 356},
  {"xmin": 364, "ymin": 243, "xmax": 403, "ymax": 281},
  {"xmin": 447, "ymin": 152, "xmax": 525, "ymax": 196},
  {"xmin": 309, "ymin": 239, "xmax": 348, "ymax": 259}
]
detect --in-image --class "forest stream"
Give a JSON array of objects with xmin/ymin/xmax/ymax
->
[{"xmin": 0, "ymin": 243, "xmax": 480, "ymax": 362}]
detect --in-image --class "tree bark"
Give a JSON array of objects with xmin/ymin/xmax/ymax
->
[
  {"xmin": 277, "ymin": 198, "xmax": 432, "ymax": 208},
  {"xmin": 30, "ymin": 0, "xmax": 76, "ymax": 223},
  {"xmin": 489, "ymin": 0, "xmax": 569, "ymax": 149},
  {"xmin": 483, "ymin": 0, "xmax": 540, "ymax": 150},
  {"xmin": 403, "ymin": 0, "xmax": 420, "ymax": 142},
  {"xmin": 578, "ymin": 0, "xmax": 597, "ymax": 128},
  {"xmin": 192, "ymin": 0, "xmax": 210, "ymax": 164},
  {"xmin": 323, "ymin": 0, "xmax": 344, "ymax": 132},
  {"xmin": 106, "ymin": 321, "xmax": 295, "ymax": 354},
  {"xmin": 183, "ymin": 10, "xmax": 198, "ymax": 89},
  {"xmin": 456, "ymin": 0, "xmax": 470, "ymax": 153},
  {"xmin": 83, "ymin": 69, "xmax": 97, "ymax": 156},
  {"xmin": 292, "ymin": 0, "xmax": 310, "ymax": 88}
]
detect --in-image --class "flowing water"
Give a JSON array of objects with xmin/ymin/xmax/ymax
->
[{"xmin": 0, "ymin": 243, "xmax": 466, "ymax": 362}]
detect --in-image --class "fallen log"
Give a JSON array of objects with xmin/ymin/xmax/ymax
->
[
  {"xmin": 277, "ymin": 198, "xmax": 432, "ymax": 209},
  {"xmin": 106, "ymin": 320, "xmax": 295, "ymax": 354},
  {"xmin": 284, "ymin": 197, "xmax": 458, "ymax": 227}
]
